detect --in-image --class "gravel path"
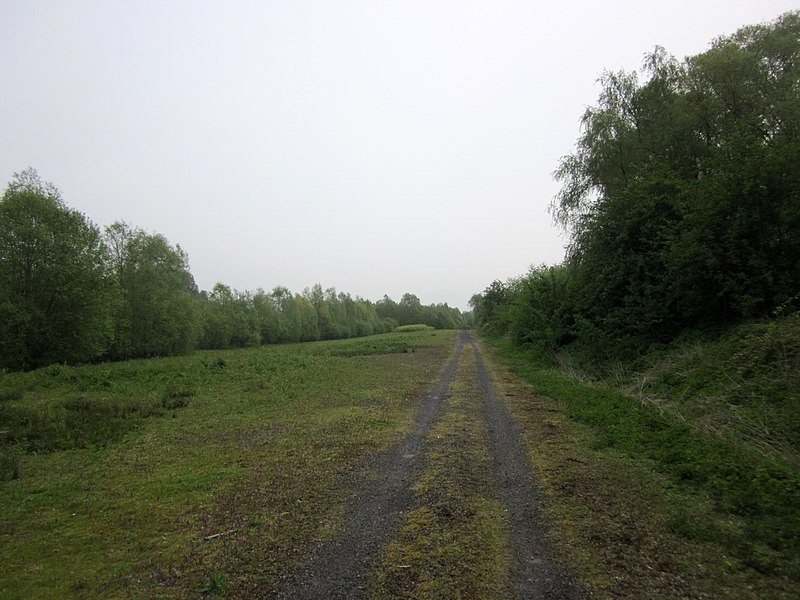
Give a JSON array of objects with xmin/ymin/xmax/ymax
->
[
  {"xmin": 276, "ymin": 332, "xmax": 467, "ymax": 599},
  {"xmin": 276, "ymin": 331, "xmax": 581, "ymax": 599},
  {"xmin": 470, "ymin": 337, "xmax": 581, "ymax": 599}
]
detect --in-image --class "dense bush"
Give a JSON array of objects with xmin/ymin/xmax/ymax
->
[
  {"xmin": 105, "ymin": 221, "xmax": 199, "ymax": 359},
  {"xmin": 474, "ymin": 12, "xmax": 800, "ymax": 365},
  {"xmin": 473, "ymin": 15, "xmax": 800, "ymax": 577}
]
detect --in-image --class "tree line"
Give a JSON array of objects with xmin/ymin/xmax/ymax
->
[
  {"xmin": 472, "ymin": 12, "xmax": 800, "ymax": 363},
  {"xmin": 0, "ymin": 169, "xmax": 471, "ymax": 371}
]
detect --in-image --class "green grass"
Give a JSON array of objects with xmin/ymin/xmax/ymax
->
[
  {"xmin": 0, "ymin": 330, "xmax": 456, "ymax": 599},
  {"xmin": 482, "ymin": 332, "xmax": 800, "ymax": 597},
  {"xmin": 306, "ymin": 335, "xmax": 417, "ymax": 357},
  {"xmin": 393, "ymin": 324, "xmax": 435, "ymax": 333}
]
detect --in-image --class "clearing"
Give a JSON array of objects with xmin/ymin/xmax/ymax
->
[
  {"xmin": 0, "ymin": 330, "xmax": 578, "ymax": 598},
  {"xmin": 276, "ymin": 331, "xmax": 579, "ymax": 598},
  {"xmin": 7, "ymin": 328, "xmax": 788, "ymax": 598}
]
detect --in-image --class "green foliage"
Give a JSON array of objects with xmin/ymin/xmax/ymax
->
[
  {"xmin": 0, "ymin": 386, "xmax": 24, "ymax": 403},
  {"xmin": 640, "ymin": 311, "xmax": 800, "ymax": 453},
  {"xmin": 194, "ymin": 285, "xmax": 470, "ymax": 351},
  {"xmin": 0, "ymin": 168, "xmax": 115, "ymax": 369},
  {"xmin": 0, "ymin": 360, "xmax": 195, "ymax": 453},
  {"xmin": 0, "ymin": 394, "xmax": 177, "ymax": 453},
  {"xmin": 469, "ymin": 280, "xmax": 516, "ymax": 336},
  {"xmin": 507, "ymin": 265, "xmax": 575, "ymax": 355},
  {"xmin": 196, "ymin": 285, "xmax": 396, "ymax": 349},
  {"xmin": 377, "ymin": 294, "xmax": 472, "ymax": 330},
  {"xmin": 476, "ymin": 11, "xmax": 800, "ymax": 364},
  {"xmin": 198, "ymin": 284, "xmax": 261, "ymax": 349},
  {"xmin": 307, "ymin": 334, "xmax": 415, "ymax": 357},
  {"xmin": 0, "ymin": 168, "xmax": 472, "ymax": 371},
  {"xmin": 161, "ymin": 383, "xmax": 194, "ymax": 410},
  {"xmin": 105, "ymin": 221, "xmax": 199, "ymax": 359}
]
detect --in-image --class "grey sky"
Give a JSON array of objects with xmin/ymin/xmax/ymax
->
[{"xmin": 2, "ymin": 1, "xmax": 796, "ymax": 309}]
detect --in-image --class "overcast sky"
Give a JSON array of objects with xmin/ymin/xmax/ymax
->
[{"xmin": 1, "ymin": 1, "xmax": 796, "ymax": 309}]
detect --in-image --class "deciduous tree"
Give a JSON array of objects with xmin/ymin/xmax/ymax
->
[{"xmin": 0, "ymin": 169, "xmax": 114, "ymax": 368}]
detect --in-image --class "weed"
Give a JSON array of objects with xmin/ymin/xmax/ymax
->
[
  {"xmin": 0, "ymin": 392, "xmax": 190, "ymax": 452},
  {"xmin": 200, "ymin": 572, "xmax": 227, "ymax": 595},
  {"xmin": 308, "ymin": 334, "xmax": 414, "ymax": 357},
  {"xmin": 665, "ymin": 508, "xmax": 718, "ymax": 541},
  {"xmin": 209, "ymin": 357, "xmax": 227, "ymax": 370},
  {"xmin": 633, "ymin": 313, "xmax": 800, "ymax": 460}
]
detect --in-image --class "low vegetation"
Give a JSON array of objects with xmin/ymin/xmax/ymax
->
[
  {"xmin": 393, "ymin": 324, "xmax": 435, "ymax": 333},
  {"xmin": 623, "ymin": 312, "xmax": 800, "ymax": 464},
  {"xmin": 480, "ymin": 328, "xmax": 800, "ymax": 598},
  {"xmin": 0, "ymin": 330, "xmax": 456, "ymax": 599}
]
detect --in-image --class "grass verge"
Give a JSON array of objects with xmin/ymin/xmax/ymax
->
[{"xmin": 479, "ymin": 334, "xmax": 800, "ymax": 599}]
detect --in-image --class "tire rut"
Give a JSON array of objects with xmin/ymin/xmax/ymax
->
[
  {"xmin": 275, "ymin": 332, "xmax": 469, "ymax": 599},
  {"xmin": 275, "ymin": 331, "xmax": 580, "ymax": 599},
  {"xmin": 470, "ymin": 337, "xmax": 582, "ymax": 599}
]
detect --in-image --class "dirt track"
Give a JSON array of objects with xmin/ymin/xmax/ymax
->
[{"xmin": 277, "ymin": 331, "xmax": 580, "ymax": 599}]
